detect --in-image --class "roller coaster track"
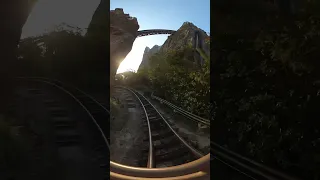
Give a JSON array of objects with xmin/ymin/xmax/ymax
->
[
  {"xmin": 15, "ymin": 77, "xmax": 110, "ymax": 179},
  {"xmin": 113, "ymin": 86, "xmax": 204, "ymax": 168},
  {"xmin": 137, "ymin": 29, "xmax": 176, "ymax": 37},
  {"xmin": 11, "ymin": 77, "xmax": 302, "ymax": 179},
  {"xmin": 149, "ymin": 92, "xmax": 301, "ymax": 180},
  {"xmin": 110, "ymin": 86, "xmax": 210, "ymax": 180}
]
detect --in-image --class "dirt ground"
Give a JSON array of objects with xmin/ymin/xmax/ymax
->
[{"xmin": 110, "ymin": 88, "xmax": 146, "ymax": 167}]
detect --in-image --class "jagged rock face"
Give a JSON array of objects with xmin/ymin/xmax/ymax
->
[
  {"xmin": 87, "ymin": 5, "xmax": 139, "ymax": 86},
  {"xmin": 160, "ymin": 22, "xmax": 209, "ymax": 54},
  {"xmin": 110, "ymin": 8, "xmax": 139, "ymax": 84},
  {"xmin": 138, "ymin": 45, "xmax": 161, "ymax": 70},
  {"xmin": 158, "ymin": 22, "xmax": 209, "ymax": 68}
]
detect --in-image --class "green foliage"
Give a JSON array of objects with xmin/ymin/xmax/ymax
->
[
  {"xmin": 196, "ymin": 47, "xmax": 210, "ymax": 63},
  {"xmin": 17, "ymin": 23, "xmax": 108, "ymax": 88},
  {"xmin": 128, "ymin": 46, "xmax": 210, "ymax": 118},
  {"xmin": 115, "ymin": 44, "xmax": 210, "ymax": 118},
  {"xmin": 212, "ymin": 1, "xmax": 320, "ymax": 179}
]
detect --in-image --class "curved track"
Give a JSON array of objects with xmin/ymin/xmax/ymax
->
[
  {"xmin": 17, "ymin": 77, "xmax": 110, "ymax": 179},
  {"xmin": 114, "ymin": 86, "xmax": 204, "ymax": 168}
]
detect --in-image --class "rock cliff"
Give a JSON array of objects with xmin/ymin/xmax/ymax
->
[
  {"xmin": 138, "ymin": 45, "xmax": 161, "ymax": 70},
  {"xmin": 160, "ymin": 22, "xmax": 209, "ymax": 54},
  {"xmin": 87, "ymin": 5, "xmax": 139, "ymax": 85},
  {"xmin": 163, "ymin": 22, "xmax": 209, "ymax": 67},
  {"xmin": 109, "ymin": 8, "xmax": 139, "ymax": 84}
]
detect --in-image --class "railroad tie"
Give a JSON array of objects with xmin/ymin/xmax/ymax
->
[
  {"xmin": 127, "ymin": 103, "xmax": 136, "ymax": 108},
  {"xmin": 49, "ymin": 108, "xmax": 69, "ymax": 116},
  {"xmin": 27, "ymin": 88, "xmax": 43, "ymax": 95},
  {"xmin": 152, "ymin": 130, "xmax": 173, "ymax": 140},
  {"xmin": 155, "ymin": 145, "xmax": 189, "ymax": 162},
  {"xmin": 143, "ymin": 103, "xmax": 151, "ymax": 107},
  {"xmin": 55, "ymin": 130, "xmax": 80, "ymax": 146}
]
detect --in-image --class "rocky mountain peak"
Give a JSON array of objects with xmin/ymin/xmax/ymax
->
[
  {"xmin": 160, "ymin": 22, "xmax": 209, "ymax": 53},
  {"xmin": 182, "ymin": 21, "xmax": 195, "ymax": 27},
  {"xmin": 138, "ymin": 45, "xmax": 161, "ymax": 71},
  {"xmin": 144, "ymin": 46, "xmax": 151, "ymax": 53}
]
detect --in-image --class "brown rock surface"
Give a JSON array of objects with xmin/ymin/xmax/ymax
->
[
  {"xmin": 86, "ymin": 4, "xmax": 139, "ymax": 87},
  {"xmin": 110, "ymin": 8, "xmax": 139, "ymax": 85},
  {"xmin": 160, "ymin": 22, "xmax": 209, "ymax": 54}
]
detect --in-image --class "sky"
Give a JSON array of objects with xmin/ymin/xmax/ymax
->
[
  {"xmin": 22, "ymin": 0, "xmax": 100, "ymax": 38},
  {"xmin": 22, "ymin": 0, "xmax": 210, "ymax": 73}
]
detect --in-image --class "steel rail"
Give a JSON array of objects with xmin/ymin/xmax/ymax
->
[
  {"xmin": 151, "ymin": 92, "xmax": 290, "ymax": 179},
  {"xmin": 131, "ymin": 87, "xmax": 204, "ymax": 158},
  {"xmin": 213, "ymin": 148, "xmax": 279, "ymax": 180},
  {"xmin": 18, "ymin": 78, "xmax": 210, "ymax": 179},
  {"xmin": 17, "ymin": 77, "xmax": 110, "ymax": 149},
  {"xmin": 211, "ymin": 155, "xmax": 259, "ymax": 180},
  {"xmin": 212, "ymin": 142, "xmax": 301, "ymax": 180},
  {"xmin": 123, "ymin": 88, "xmax": 300, "ymax": 180},
  {"xmin": 111, "ymin": 86, "xmax": 207, "ymax": 179},
  {"xmin": 113, "ymin": 86, "xmax": 155, "ymax": 168},
  {"xmin": 152, "ymin": 95, "xmax": 209, "ymax": 125},
  {"xmin": 151, "ymin": 94, "xmax": 210, "ymax": 126},
  {"xmin": 17, "ymin": 76, "xmax": 110, "ymax": 113},
  {"xmin": 151, "ymin": 95, "xmax": 209, "ymax": 123},
  {"xmin": 16, "ymin": 78, "xmax": 299, "ymax": 180}
]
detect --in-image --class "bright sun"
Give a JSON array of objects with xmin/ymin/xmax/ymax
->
[
  {"xmin": 116, "ymin": 38, "xmax": 145, "ymax": 73},
  {"xmin": 116, "ymin": 35, "xmax": 169, "ymax": 74}
]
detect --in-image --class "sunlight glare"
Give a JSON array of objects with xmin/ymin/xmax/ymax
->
[{"xmin": 116, "ymin": 35, "xmax": 169, "ymax": 74}]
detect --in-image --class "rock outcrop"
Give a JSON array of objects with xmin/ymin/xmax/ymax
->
[
  {"xmin": 87, "ymin": 5, "xmax": 139, "ymax": 85},
  {"xmin": 160, "ymin": 22, "xmax": 209, "ymax": 67},
  {"xmin": 138, "ymin": 45, "xmax": 161, "ymax": 70},
  {"xmin": 160, "ymin": 22, "xmax": 209, "ymax": 54},
  {"xmin": 109, "ymin": 8, "xmax": 139, "ymax": 84}
]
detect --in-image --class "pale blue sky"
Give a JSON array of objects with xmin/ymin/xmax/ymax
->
[{"xmin": 22, "ymin": 0, "xmax": 210, "ymax": 73}]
